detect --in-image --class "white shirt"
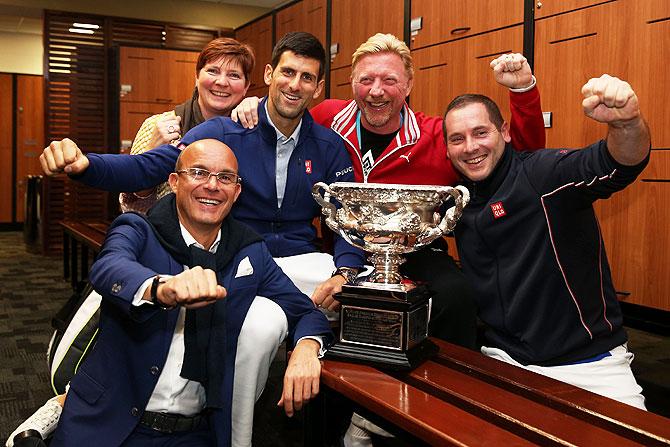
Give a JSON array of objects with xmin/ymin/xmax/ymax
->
[
  {"xmin": 265, "ymin": 102, "xmax": 301, "ymax": 208},
  {"xmin": 131, "ymin": 224, "xmax": 220, "ymax": 416}
]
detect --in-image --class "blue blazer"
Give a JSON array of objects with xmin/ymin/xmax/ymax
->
[{"xmin": 51, "ymin": 213, "xmax": 332, "ymax": 446}]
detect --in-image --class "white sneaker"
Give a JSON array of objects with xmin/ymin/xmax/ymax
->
[{"xmin": 6, "ymin": 396, "xmax": 62, "ymax": 447}]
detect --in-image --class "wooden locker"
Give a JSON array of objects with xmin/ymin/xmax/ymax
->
[
  {"xmin": 624, "ymin": 0, "xmax": 670, "ymax": 148},
  {"xmin": 534, "ymin": 0, "xmax": 628, "ymax": 148},
  {"xmin": 328, "ymin": 67, "xmax": 353, "ymax": 101},
  {"xmin": 16, "ymin": 75, "xmax": 44, "ymax": 223},
  {"xmin": 330, "ymin": 0, "xmax": 404, "ymax": 71},
  {"xmin": 410, "ymin": 0, "xmax": 524, "ymax": 50},
  {"xmin": 594, "ymin": 152, "xmax": 670, "ymax": 311},
  {"xmin": 534, "ymin": 0, "xmax": 612, "ymax": 19},
  {"xmin": 0, "ymin": 74, "xmax": 12, "ymax": 223},
  {"xmin": 411, "ymin": 25, "xmax": 524, "ymax": 118},
  {"xmin": 236, "ymin": 16, "xmax": 273, "ymax": 99},
  {"xmin": 275, "ymin": 0, "xmax": 327, "ymax": 105}
]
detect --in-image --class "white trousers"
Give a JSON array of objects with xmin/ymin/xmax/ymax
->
[
  {"xmin": 231, "ymin": 252, "xmax": 335, "ymax": 446},
  {"xmin": 481, "ymin": 344, "xmax": 646, "ymax": 410}
]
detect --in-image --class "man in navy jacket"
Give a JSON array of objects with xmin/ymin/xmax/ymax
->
[
  {"xmin": 50, "ymin": 139, "xmax": 331, "ymax": 446},
  {"xmin": 442, "ymin": 74, "xmax": 649, "ymax": 409},
  {"xmin": 39, "ymin": 32, "xmax": 361, "ymax": 446}
]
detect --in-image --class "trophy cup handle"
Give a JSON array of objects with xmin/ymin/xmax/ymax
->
[
  {"xmin": 437, "ymin": 185, "xmax": 470, "ymax": 234},
  {"xmin": 312, "ymin": 182, "xmax": 338, "ymax": 227}
]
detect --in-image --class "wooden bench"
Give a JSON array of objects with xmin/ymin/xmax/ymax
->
[
  {"xmin": 60, "ymin": 220, "xmax": 109, "ymax": 290},
  {"xmin": 308, "ymin": 338, "xmax": 670, "ymax": 446}
]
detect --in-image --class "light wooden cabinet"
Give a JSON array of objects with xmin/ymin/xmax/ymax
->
[
  {"xmin": 410, "ymin": 0, "xmax": 524, "ymax": 50},
  {"xmin": 328, "ymin": 67, "xmax": 353, "ymax": 101},
  {"xmin": 275, "ymin": 0, "xmax": 328, "ymax": 105},
  {"xmin": 16, "ymin": 75, "xmax": 44, "ymax": 223},
  {"xmin": 534, "ymin": 0, "xmax": 611, "ymax": 19},
  {"xmin": 594, "ymin": 152, "xmax": 670, "ymax": 312},
  {"xmin": 534, "ymin": 0, "xmax": 628, "ymax": 148},
  {"xmin": 624, "ymin": 0, "xmax": 670, "ymax": 148},
  {"xmin": 330, "ymin": 0, "xmax": 404, "ymax": 71},
  {"xmin": 118, "ymin": 46, "xmax": 199, "ymax": 148},
  {"xmin": 276, "ymin": 0, "xmax": 327, "ymax": 45},
  {"xmin": 0, "ymin": 74, "xmax": 12, "ymax": 223},
  {"xmin": 236, "ymin": 16, "xmax": 273, "ymax": 99},
  {"xmin": 411, "ymin": 25, "xmax": 524, "ymax": 118},
  {"xmin": 119, "ymin": 47, "xmax": 198, "ymax": 105},
  {"xmin": 0, "ymin": 74, "xmax": 44, "ymax": 224}
]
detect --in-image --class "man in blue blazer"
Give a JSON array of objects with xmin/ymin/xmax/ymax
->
[{"xmin": 50, "ymin": 139, "xmax": 332, "ymax": 446}]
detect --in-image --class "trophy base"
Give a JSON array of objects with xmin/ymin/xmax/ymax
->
[
  {"xmin": 325, "ymin": 338, "xmax": 438, "ymax": 370},
  {"xmin": 326, "ymin": 284, "xmax": 436, "ymax": 370}
]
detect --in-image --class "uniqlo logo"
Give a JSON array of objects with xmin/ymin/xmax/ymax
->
[
  {"xmin": 305, "ymin": 160, "xmax": 312, "ymax": 174},
  {"xmin": 490, "ymin": 201, "xmax": 506, "ymax": 219}
]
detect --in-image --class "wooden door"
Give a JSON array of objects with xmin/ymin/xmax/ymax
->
[
  {"xmin": 411, "ymin": 25, "xmax": 524, "ymax": 118},
  {"xmin": 16, "ymin": 75, "xmax": 44, "ymax": 223},
  {"xmin": 534, "ymin": 1, "xmax": 628, "ymax": 148},
  {"xmin": 410, "ymin": 0, "xmax": 524, "ymax": 50},
  {"xmin": 0, "ymin": 74, "xmax": 12, "ymax": 223},
  {"xmin": 236, "ymin": 16, "xmax": 273, "ymax": 99}
]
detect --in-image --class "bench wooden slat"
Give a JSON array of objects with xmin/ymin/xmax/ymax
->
[
  {"xmin": 321, "ymin": 359, "xmax": 535, "ymax": 446},
  {"xmin": 432, "ymin": 339, "xmax": 670, "ymax": 445},
  {"xmin": 405, "ymin": 359, "xmax": 641, "ymax": 446}
]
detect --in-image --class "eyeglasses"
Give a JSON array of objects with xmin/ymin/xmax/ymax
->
[{"xmin": 176, "ymin": 168, "xmax": 242, "ymax": 185}]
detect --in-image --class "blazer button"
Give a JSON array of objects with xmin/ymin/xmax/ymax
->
[
  {"xmin": 111, "ymin": 282, "xmax": 122, "ymax": 294},
  {"xmin": 131, "ymin": 407, "xmax": 139, "ymax": 417},
  {"xmin": 150, "ymin": 366, "xmax": 160, "ymax": 376}
]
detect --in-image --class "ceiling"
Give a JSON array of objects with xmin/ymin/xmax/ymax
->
[{"xmin": 0, "ymin": 0, "xmax": 288, "ymax": 34}]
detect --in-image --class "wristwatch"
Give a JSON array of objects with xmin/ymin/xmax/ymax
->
[
  {"xmin": 150, "ymin": 275, "xmax": 174, "ymax": 310},
  {"xmin": 332, "ymin": 267, "xmax": 359, "ymax": 285}
]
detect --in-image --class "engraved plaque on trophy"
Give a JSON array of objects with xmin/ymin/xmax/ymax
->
[{"xmin": 312, "ymin": 182, "xmax": 469, "ymax": 370}]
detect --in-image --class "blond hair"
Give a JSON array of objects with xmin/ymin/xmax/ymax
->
[{"xmin": 351, "ymin": 33, "xmax": 414, "ymax": 78}]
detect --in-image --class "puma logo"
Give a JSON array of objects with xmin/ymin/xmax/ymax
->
[{"xmin": 399, "ymin": 152, "xmax": 412, "ymax": 163}]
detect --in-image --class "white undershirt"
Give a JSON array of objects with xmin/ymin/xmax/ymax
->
[{"xmin": 131, "ymin": 224, "xmax": 220, "ymax": 416}]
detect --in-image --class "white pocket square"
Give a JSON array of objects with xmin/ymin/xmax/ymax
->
[{"xmin": 234, "ymin": 256, "xmax": 254, "ymax": 278}]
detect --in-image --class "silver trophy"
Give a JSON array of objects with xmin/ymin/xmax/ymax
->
[{"xmin": 312, "ymin": 182, "xmax": 469, "ymax": 369}]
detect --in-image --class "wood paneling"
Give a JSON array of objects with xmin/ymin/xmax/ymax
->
[
  {"xmin": 410, "ymin": 0, "xmax": 524, "ymax": 50},
  {"xmin": 275, "ymin": 0, "xmax": 327, "ymax": 105},
  {"xmin": 330, "ymin": 0, "xmax": 404, "ymax": 71},
  {"xmin": 16, "ymin": 75, "xmax": 44, "ymax": 223},
  {"xmin": 594, "ymin": 151, "xmax": 670, "ymax": 311},
  {"xmin": 534, "ymin": 0, "xmax": 628, "ymax": 148},
  {"xmin": 328, "ymin": 67, "xmax": 352, "ymax": 101},
  {"xmin": 534, "ymin": 0, "xmax": 613, "ymax": 19},
  {"xmin": 236, "ymin": 16, "xmax": 273, "ymax": 99},
  {"xmin": 0, "ymin": 74, "xmax": 12, "ymax": 223},
  {"xmin": 411, "ymin": 25, "xmax": 524, "ymax": 118}
]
